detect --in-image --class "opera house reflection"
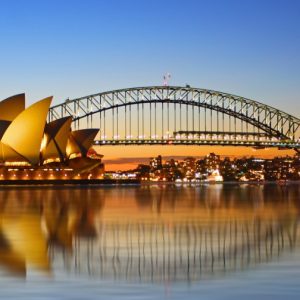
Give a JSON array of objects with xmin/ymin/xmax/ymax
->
[{"xmin": 0, "ymin": 184, "xmax": 299, "ymax": 282}]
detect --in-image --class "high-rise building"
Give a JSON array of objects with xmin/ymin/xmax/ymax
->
[{"xmin": 150, "ymin": 155, "xmax": 162, "ymax": 170}]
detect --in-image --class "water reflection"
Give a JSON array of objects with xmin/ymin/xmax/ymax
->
[{"xmin": 0, "ymin": 184, "xmax": 299, "ymax": 282}]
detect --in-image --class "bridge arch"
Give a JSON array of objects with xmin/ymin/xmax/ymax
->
[{"xmin": 48, "ymin": 86, "xmax": 300, "ymax": 149}]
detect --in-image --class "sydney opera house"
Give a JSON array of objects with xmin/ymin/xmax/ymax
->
[{"xmin": 0, "ymin": 94, "xmax": 104, "ymax": 181}]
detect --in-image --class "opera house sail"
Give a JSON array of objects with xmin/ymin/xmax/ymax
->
[{"xmin": 0, "ymin": 94, "xmax": 104, "ymax": 181}]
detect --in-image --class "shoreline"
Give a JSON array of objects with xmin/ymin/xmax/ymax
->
[
  {"xmin": 0, "ymin": 179, "xmax": 140, "ymax": 187},
  {"xmin": 140, "ymin": 180, "xmax": 300, "ymax": 185},
  {"xmin": 0, "ymin": 179, "xmax": 299, "ymax": 188}
]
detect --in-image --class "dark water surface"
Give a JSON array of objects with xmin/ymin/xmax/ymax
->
[{"xmin": 0, "ymin": 183, "xmax": 299, "ymax": 299}]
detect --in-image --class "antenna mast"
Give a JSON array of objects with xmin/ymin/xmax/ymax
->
[{"xmin": 163, "ymin": 73, "xmax": 171, "ymax": 86}]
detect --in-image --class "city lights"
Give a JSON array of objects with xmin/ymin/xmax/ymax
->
[{"xmin": 111, "ymin": 152, "xmax": 300, "ymax": 183}]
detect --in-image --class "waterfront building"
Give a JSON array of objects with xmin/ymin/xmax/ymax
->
[{"xmin": 0, "ymin": 94, "xmax": 104, "ymax": 180}]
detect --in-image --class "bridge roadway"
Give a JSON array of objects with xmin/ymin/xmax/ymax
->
[
  {"xmin": 94, "ymin": 138, "xmax": 300, "ymax": 149},
  {"xmin": 48, "ymin": 86, "xmax": 300, "ymax": 150}
]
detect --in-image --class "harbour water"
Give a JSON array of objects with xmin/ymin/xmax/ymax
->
[{"xmin": 0, "ymin": 183, "xmax": 299, "ymax": 299}]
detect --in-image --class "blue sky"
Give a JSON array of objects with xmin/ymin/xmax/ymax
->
[{"xmin": 0, "ymin": 0, "xmax": 299, "ymax": 115}]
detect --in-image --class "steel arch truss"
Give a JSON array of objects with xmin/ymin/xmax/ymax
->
[{"xmin": 48, "ymin": 86, "xmax": 300, "ymax": 149}]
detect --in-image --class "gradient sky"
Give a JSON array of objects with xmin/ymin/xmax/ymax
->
[{"xmin": 0, "ymin": 0, "xmax": 299, "ymax": 169}]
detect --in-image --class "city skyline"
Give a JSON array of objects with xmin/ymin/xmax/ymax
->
[
  {"xmin": 101, "ymin": 146, "xmax": 295, "ymax": 170},
  {"xmin": 106, "ymin": 152, "xmax": 300, "ymax": 183}
]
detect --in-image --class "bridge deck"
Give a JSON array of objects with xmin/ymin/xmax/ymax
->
[{"xmin": 94, "ymin": 138, "xmax": 300, "ymax": 149}]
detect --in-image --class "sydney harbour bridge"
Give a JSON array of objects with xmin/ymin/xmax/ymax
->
[{"xmin": 48, "ymin": 86, "xmax": 300, "ymax": 150}]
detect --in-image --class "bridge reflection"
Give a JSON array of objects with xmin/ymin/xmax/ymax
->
[{"xmin": 0, "ymin": 185, "xmax": 299, "ymax": 281}]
